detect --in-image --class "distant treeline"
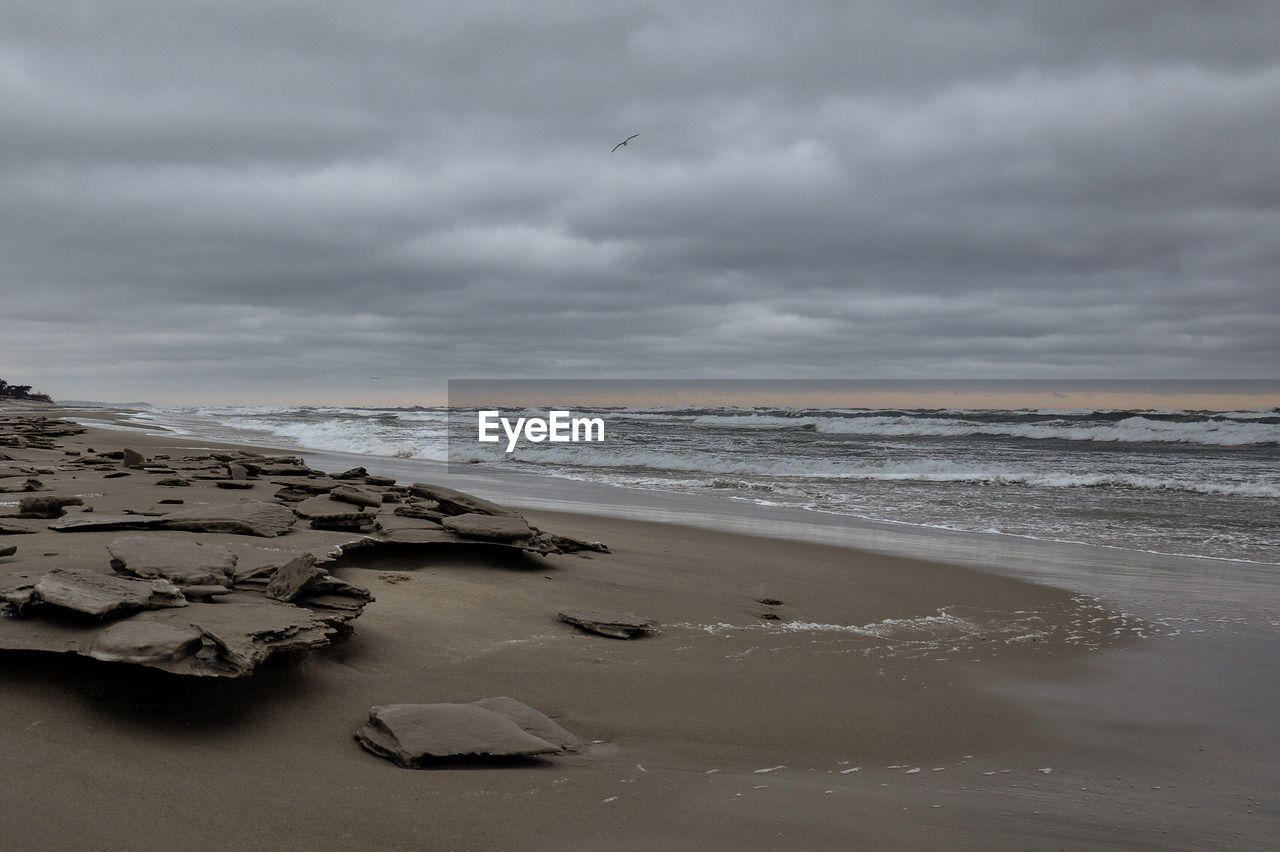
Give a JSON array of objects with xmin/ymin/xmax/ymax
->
[{"xmin": 0, "ymin": 379, "xmax": 53, "ymax": 402}]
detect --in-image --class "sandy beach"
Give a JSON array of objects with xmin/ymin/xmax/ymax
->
[{"xmin": 2, "ymin": 402, "xmax": 1275, "ymax": 851}]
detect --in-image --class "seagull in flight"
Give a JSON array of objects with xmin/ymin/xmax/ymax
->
[{"xmin": 611, "ymin": 133, "xmax": 639, "ymax": 152}]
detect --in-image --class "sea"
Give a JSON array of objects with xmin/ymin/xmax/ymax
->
[
  {"xmin": 96, "ymin": 402, "xmax": 1279, "ymax": 627},
  {"xmin": 117, "ymin": 404, "xmax": 1278, "ymax": 560}
]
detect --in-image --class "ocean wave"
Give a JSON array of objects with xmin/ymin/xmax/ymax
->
[
  {"xmin": 500, "ymin": 446, "xmax": 1278, "ymax": 498},
  {"xmin": 225, "ymin": 417, "xmax": 449, "ymax": 461},
  {"xmin": 686, "ymin": 413, "xmax": 1278, "ymax": 446},
  {"xmin": 151, "ymin": 407, "xmax": 450, "ymax": 461}
]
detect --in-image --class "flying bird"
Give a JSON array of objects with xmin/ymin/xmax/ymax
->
[{"xmin": 611, "ymin": 134, "xmax": 639, "ymax": 152}]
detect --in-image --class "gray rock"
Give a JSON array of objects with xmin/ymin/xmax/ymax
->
[
  {"xmin": 294, "ymin": 495, "xmax": 377, "ymax": 532},
  {"xmin": 107, "ymin": 535, "xmax": 238, "ymax": 589},
  {"xmin": 0, "ymin": 591, "xmax": 360, "ymax": 676},
  {"xmin": 294, "ymin": 495, "xmax": 359, "ymax": 519},
  {"xmin": 441, "ymin": 513, "xmax": 535, "ymax": 543},
  {"xmin": 309, "ymin": 515, "xmax": 378, "ymax": 533},
  {"xmin": 215, "ymin": 480, "xmax": 256, "ymax": 490},
  {"xmin": 0, "ymin": 477, "xmax": 43, "ymax": 493},
  {"xmin": 472, "ymin": 697, "xmax": 582, "ymax": 753},
  {"xmin": 48, "ymin": 515, "xmax": 165, "ymax": 533},
  {"xmin": 121, "ymin": 448, "xmax": 147, "ymax": 468},
  {"xmin": 249, "ymin": 463, "xmax": 317, "ymax": 477},
  {"xmin": 558, "ymin": 610, "xmax": 657, "ymax": 639},
  {"xmin": 52, "ymin": 502, "xmax": 296, "ymax": 537},
  {"xmin": 88, "ymin": 620, "xmax": 205, "ymax": 664},
  {"xmin": 159, "ymin": 501, "xmax": 297, "ymax": 537},
  {"xmin": 330, "ymin": 484, "xmax": 382, "ymax": 508},
  {"xmin": 0, "ymin": 583, "xmax": 36, "ymax": 616},
  {"xmin": 354, "ymin": 702, "xmax": 563, "ymax": 767},
  {"xmin": 393, "ymin": 504, "xmax": 445, "ymax": 523},
  {"xmin": 33, "ymin": 568, "xmax": 187, "ymax": 618},
  {"xmin": 0, "ymin": 544, "xmax": 14, "ymax": 558},
  {"xmin": 272, "ymin": 486, "xmax": 311, "ymax": 503},
  {"xmin": 16, "ymin": 494, "xmax": 84, "ymax": 518},
  {"xmin": 269, "ymin": 478, "xmax": 340, "ymax": 495},
  {"xmin": 264, "ymin": 553, "xmax": 326, "ymax": 602},
  {"xmin": 179, "ymin": 584, "xmax": 234, "ymax": 601},
  {"xmin": 153, "ymin": 596, "xmax": 338, "ymax": 673},
  {"xmin": 535, "ymin": 534, "xmax": 611, "ymax": 554},
  {"xmin": 408, "ymin": 483, "xmax": 520, "ymax": 518},
  {"xmin": 0, "ymin": 522, "xmax": 37, "ymax": 535}
]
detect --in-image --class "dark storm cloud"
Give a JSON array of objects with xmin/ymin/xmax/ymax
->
[{"xmin": 2, "ymin": 0, "xmax": 1278, "ymax": 404}]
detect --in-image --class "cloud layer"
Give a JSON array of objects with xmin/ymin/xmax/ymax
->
[{"xmin": 4, "ymin": 1, "xmax": 1278, "ymax": 404}]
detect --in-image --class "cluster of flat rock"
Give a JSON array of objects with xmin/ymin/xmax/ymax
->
[
  {"xmin": 1, "ymin": 413, "xmax": 655, "ymax": 767},
  {"xmin": 0, "ymin": 413, "xmax": 84, "ymax": 451},
  {"xmin": 0, "ymin": 415, "xmax": 610, "ymax": 681}
]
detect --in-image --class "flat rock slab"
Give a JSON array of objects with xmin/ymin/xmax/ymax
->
[
  {"xmin": 33, "ymin": 568, "xmax": 187, "ymax": 618},
  {"xmin": 441, "ymin": 513, "xmax": 535, "ymax": 543},
  {"xmin": 160, "ymin": 501, "xmax": 296, "ymax": 537},
  {"xmin": 342, "ymin": 526, "xmax": 560, "ymax": 556},
  {"xmin": 89, "ymin": 620, "xmax": 205, "ymax": 664},
  {"xmin": 329, "ymin": 484, "xmax": 382, "ymax": 508},
  {"xmin": 15, "ymin": 495, "xmax": 84, "ymax": 518},
  {"xmin": 558, "ymin": 610, "xmax": 657, "ymax": 639},
  {"xmin": 0, "ymin": 545, "xmax": 15, "ymax": 558},
  {"xmin": 392, "ymin": 504, "xmax": 445, "ymax": 523},
  {"xmin": 269, "ymin": 478, "xmax": 340, "ymax": 495},
  {"xmin": 48, "ymin": 515, "xmax": 166, "ymax": 533},
  {"xmin": 294, "ymin": 495, "xmax": 372, "ymax": 523},
  {"xmin": 264, "ymin": 553, "xmax": 326, "ymax": 602},
  {"xmin": 472, "ymin": 696, "xmax": 582, "ymax": 753},
  {"xmin": 107, "ymin": 535, "xmax": 238, "ymax": 589},
  {"xmin": 0, "ymin": 593, "xmax": 351, "ymax": 677},
  {"xmin": 408, "ymin": 484, "xmax": 521, "ymax": 518},
  {"xmin": 157, "ymin": 597, "xmax": 337, "ymax": 672},
  {"xmin": 355, "ymin": 698, "xmax": 579, "ymax": 767},
  {"xmin": 51, "ymin": 501, "xmax": 296, "ymax": 537}
]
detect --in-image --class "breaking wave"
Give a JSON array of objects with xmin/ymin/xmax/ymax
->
[{"xmin": 685, "ymin": 412, "xmax": 1279, "ymax": 446}]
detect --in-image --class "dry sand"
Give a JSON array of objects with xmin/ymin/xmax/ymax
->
[{"xmin": 1, "ymin": 403, "xmax": 1273, "ymax": 850}]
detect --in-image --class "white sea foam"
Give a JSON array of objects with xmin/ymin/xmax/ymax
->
[
  {"xmin": 141, "ymin": 403, "xmax": 1279, "ymax": 565},
  {"xmin": 153, "ymin": 406, "xmax": 451, "ymax": 461},
  {"xmin": 509, "ymin": 448, "xmax": 1279, "ymax": 498},
  {"xmin": 689, "ymin": 413, "xmax": 1279, "ymax": 446}
]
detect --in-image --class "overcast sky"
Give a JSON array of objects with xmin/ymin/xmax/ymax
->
[{"xmin": 3, "ymin": 1, "xmax": 1278, "ymax": 405}]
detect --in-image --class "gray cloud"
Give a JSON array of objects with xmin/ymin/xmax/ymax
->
[{"xmin": 3, "ymin": 0, "xmax": 1278, "ymax": 404}]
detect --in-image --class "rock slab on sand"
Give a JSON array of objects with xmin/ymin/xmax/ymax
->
[
  {"xmin": 50, "ymin": 500, "xmax": 296, "ymax": 537},
  {"xmin": 440, "ymin": 513, "xmax": 535, "ymax": 543},
  {"xmin": 355, "ymin": 698, "xmax": 580, "ymax": 768},
  {"xmin": 409, "ymin": 483, "xmax": 520, "ymax": 518},
  {"xmin": 32, "ymin": 568, "xmax": 187, "ymax": 618},
  {"xmin": 329, "ymin": 484, "xmax": 382, "ymax": 508},
  {"xmin": 107, "ymin": 535, "xmax": 238, "ymax": 590},
  {"xmin": 558, "ymin": 610, "xmax": 658, "ymax": 639},
  {"xmin": 88, "ymin": 620, "xmax": 205, "ymax": 664}
]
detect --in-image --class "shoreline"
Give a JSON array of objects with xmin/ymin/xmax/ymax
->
[
  {"xmin": 62, "ymin": 402, "xmax": 1280, "ymax": 631},
  {"xmin": 3, "ymin": 402, "xmax": 1276, "ymax": 849}
]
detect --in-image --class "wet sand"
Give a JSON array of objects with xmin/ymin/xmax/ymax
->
[{"xmin": 2, "ymin": 403, "xmax": 1275, "ymax": 850}]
